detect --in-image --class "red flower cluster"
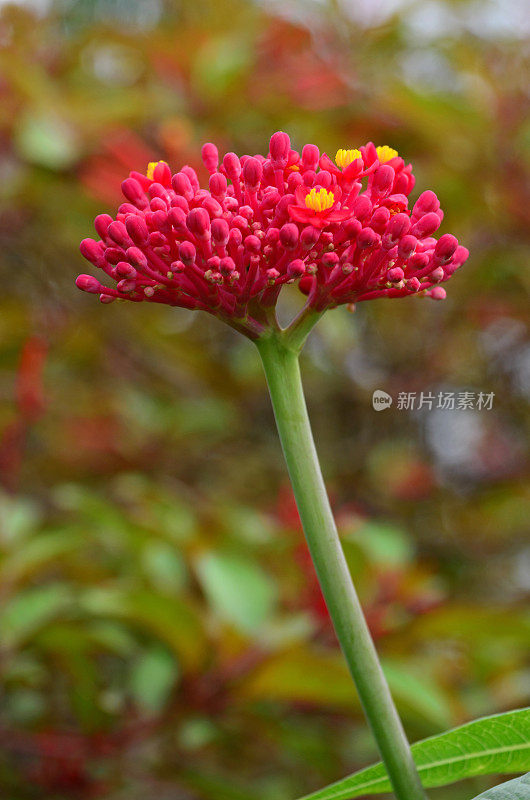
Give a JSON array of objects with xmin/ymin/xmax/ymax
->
[{"xmin": 77, "ymin": 132, "xmax": 468, "ymax": 337}]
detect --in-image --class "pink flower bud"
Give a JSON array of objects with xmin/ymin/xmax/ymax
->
[
  {"xmin": 434, "ymin": 233, "xmax": 458, "ymax": 265},
  {"xmin": 430, "ymin": 286, "xmax": 447, "ymax": 300},
  {"xmin": 121, "ymin": 178, "xmax": 148, "ymax": 209},
  {"xmin": 372, "ymin": 165, "xmax": 394, "ymax": 198},
  {"xmin": 168, "ymin": 207, "xmax": 188, "ymax": 232},
  {"xmin": 357, "ymin": 228, "xmax": 379, "ymax": 249},
  {"xmin": 202, "ymin": 197, "xmax": 223, "ymax": 218},
  {"xmin": 274, "ymin": 193, "xmax": 295, "ymax": 225},
  {"xmin": 269, "ymin": 131, "xmax": 291, "ymax": 168},
  {"xmin": 126, "ymin": 247, "xmax": 148, "ymax": 269},
  {"xmin": 151, "ymin": 210, "xmax": 169, "ymax": 233},
  {"xmin": 452, "ymin": 245, "xmax": 469, "ymax": 268},
  {"xmin": 322, "ymin": 252, "xmax": 339, "ymax": 268},
  {"xmin": 76, "ymin": 274, "xmax": 101, "ymax": 293},
  {"xmin": 243, "ymin": 157, "xmax": 263, "ymax": 192},
  {"xmin": 116, "ymin": 261, "xmax": 137, "ymax": 278},
  {"xmin": 80, "ymin": 238, "xmax": 103, "ymax": 265},
  {"xmin": 351, "ymin": 195, "xmax": 372, "ymax": 222},
  {"xmin": 170, "ymin": 195, "xmax": 189, "ymax": 212},
  {"xmin": 300, "ymin": 225, "xmax": 321, "ymax": 249},
  {"xmin": 117, "ymin": 279, "xmax": 135, "ymax": 293},
  {"xmin": 264, "ymin": 227, "xmax": 280, "ymax": 246},
  {"xmin": 410, "ymin": 212, "xmax": 442, "ymax": 239},
  {"xmin": 179, "ymin": 241, "xmax": 197, "ymax": 265},
  {"xmin": 244, "ymin": 234, "xmax": 261, "ymax": 254},
  {"xmin": 344, "ymin": 219, "xmax": 362, "ymax": 239},
  {"xmin": 231, "ymin": 215, "xmax": 249, "ymax": 233},
  {"xmin": 211, "ymin": 217, "xmax": 230, "ymax": 246},
  {"xmin": 201, "ymin": 142, "xmax": 219, "ymax": 174},
  {"xmin": 287, "ymin": 172, "xmax": 304, "ymax": 192},
  {"xmin": 94, "ymin": 213, "xmax": 113, "ymax": 240},
  {"xmin": 104, "ymin": 247, "xmax": 123, "ymax": 265},
  {"xmin": 149, "ymin": 181, "xmax": 170, "ymax": 201},
  {"xmin": 279, "ymin": 223, "xmax": 299, "ymax": 250},
  {"xmin": 385, "ymin": 212, "xmax": 410, "ymax": 243},
  {"xmin": 317, "ymin": 171, "xmax": 332, "ymax": 189},
  {"xmin": 118, "ymin": 203, "xmax": 140, "ymax": 217},
  {"xmin": 223, "ymin": 152, "xmax": 242, "ymax": 180},
  {"xmin": 125, "ymin": 215, "xmax": 149, "ymax": 246},
  {"xmin": 181, "ymin": 165, "xmax": 200, "ymax": 193},
  {"xmin": 150, "ymin": 198, "xmax": 166, "ymax": 213},
  {"xmin": 219, "ymin": 256, "xmax": 236, "ymax": 275},
  {"xmin": 192, "ymin": 189, "xmax": 210, "ymax": 205},
  {"xmin": 409, "ymin": 252, "xmax": 429, "ymax": 270},
  {"xmin": 172, "ymin": 172, "xmax": 194, "ymax": 200},
  {"xmin": 209, "ymin": 172, "xmax": 227, "ymax": 200},
  {"xmin": 398, "ymin": 235, "xmax": 417, "ymax": 259},
  {"xmin": 239, "ymin": 205, "xmax": 253, "ymax": 220},
  {"xmin": 187, "ymin": 207, "xmax": 211, "ymax": 239},
  {"xmin": 287, "ymin": 259, "xmax": 306, "ymax": 278},
  {"xmin": 152, "ymin": 161, "xmax": 171, "ymax": 185},
  {"xmin": 387, "ymin": 267, "xmax": 405, "ymax": 282},
  {"xmin": 429, "ymin": 266, "xmax": 445, "ymax": 282},
  {"xmin": 228, "ymin": 227, "xmax": 243, "ymax": 248},
  {"xmin": 301, "ymin": 144, "xmax": 319, "ymax": 171},
  {"xmin": 412, "ymin": 190, "xmax": 440, "ymax": 220},
  {"xmin": 107, "ymin": 220, "xmax": 130, "ymax": 247},
  {"xmin": 370, "ymin": 206, "xmax": 390, "ymax": 233}
]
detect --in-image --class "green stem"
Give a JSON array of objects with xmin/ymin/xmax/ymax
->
[{"xmin": 256, "ymin": 332, "xmax": 427, "ymax": 800}]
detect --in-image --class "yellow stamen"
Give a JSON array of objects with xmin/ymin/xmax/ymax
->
[
  {"xmin": 305, "ymin": 187, "xmax": 335, "ymax": 212},
  {"xmin": 335, "ymin": 148, "xmax": 362, "ymax": 170},
  {"xmin": 376, "ymin": 145, "xmax": 398, "ymax": 162},
  {"xmin": 146, "ymin": 160, "xmax": 168, "ymax": 180}
]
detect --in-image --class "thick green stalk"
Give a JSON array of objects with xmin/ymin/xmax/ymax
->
[{"xmin": 256, "ymin": 332, "xmax": 427, "ymax": 800}]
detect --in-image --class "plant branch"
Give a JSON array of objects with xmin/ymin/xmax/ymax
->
[
  {"xmin": 255, "ymin": 332, "xmax": 427, "ymax": 800},
  {"xmin": 283, "ymin": 303, "xmax": 323, "ymax": 352}
]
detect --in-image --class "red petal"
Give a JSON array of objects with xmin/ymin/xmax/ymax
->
[
  {"xmin": 342, "ymin": 159, "xmax": 363, "ymax": 182},
  {"xmin": 327, "ymin": 209, "xmax": 352, "ymax": 222},
  {"xmin": 294, "ymin": 184, "xmax": 309, "ymax": 205},
  {"xmin": 288, "ymin": 205, "xmax": 313, "ymax": 224},
  {"xmin": 319, "ymin": 153, "xmax": 340, "ymax": 176}
]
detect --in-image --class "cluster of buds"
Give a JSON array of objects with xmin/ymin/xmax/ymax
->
[{"xmin": 77, "ymin": 132, "xmax": 468, "ymax": 337}]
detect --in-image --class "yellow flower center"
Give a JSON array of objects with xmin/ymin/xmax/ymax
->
[
  {"xmin": 305, "ymin": 187, "xmax": 335, "ymax": 212},
  {"xmin": 146, "ymin": 160, "xmax": 168, "ymax": 180},
  {"xmin": 335, "ymin": 148, "xmax": 362, "ymax": 169},
  {"xmin": 376, "ymin": 145, "xmax": 398, "ymax": 162}
]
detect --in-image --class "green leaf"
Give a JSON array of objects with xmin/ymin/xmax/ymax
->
[
  {"xmin": 15, "ymin": 111, "xmax": 80, "ymax": 169},
  {"xmin": 298, "ymin": 708, "xmax": 530, "ymax": 800},
  {"xmin": 195, "ymin": 552, "xmax": 276, "ymax": 635},
  {"xmin": 0, "ymin": 529, "xmax": 83, "ymax": 585},
  {"xmin": 79, "ymin": 587, "xmax": 207, "ymax": 670},
  {"xmin": 470, "ymin": 773, "xmax": 530, "ymax": 799},
  {"xmin": 0, "ymin": 584, "xmax": 72, "ymax": 649},
  {"xmin": 243, "ymin": 648, "xmax": 452, "ymax": 728},
  {"xmin": 129, "ymin": 645, "xmax": 179, "ymax": 715}
]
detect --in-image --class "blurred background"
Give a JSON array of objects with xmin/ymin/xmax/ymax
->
[{"xmin": 0, "ymin": 0, "xmax": 529, "ymax": 798}]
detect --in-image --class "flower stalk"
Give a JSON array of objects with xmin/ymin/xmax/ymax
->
[{"xmin": 256, "ymin": 330, "xmax": 427, "ymax": 800}]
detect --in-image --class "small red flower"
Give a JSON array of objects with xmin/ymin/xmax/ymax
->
[{"xmin": 288, "ymin": 185, "xmax": 352, "ymax": 229}]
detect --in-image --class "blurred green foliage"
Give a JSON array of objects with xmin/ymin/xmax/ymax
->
[{"xmin": 0, "ymin": 0, "xmax": 528, "ymax": 797}]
